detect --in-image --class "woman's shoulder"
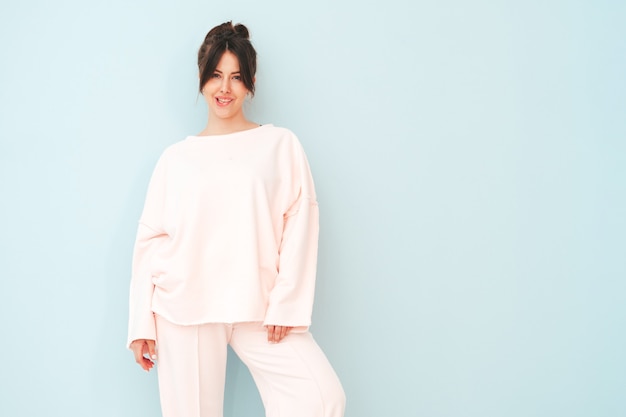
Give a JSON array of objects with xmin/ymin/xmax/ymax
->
[
  {"xmin": 255, "ymin": 124, "xmax": 296, "ymax": 138},
  {"xmin": 158, "ymin": 138, "xmax": 188, "ymax": 158},
  {"xmin": 259, "ymin": 124, "xmax": 304, "ymax": 146}
]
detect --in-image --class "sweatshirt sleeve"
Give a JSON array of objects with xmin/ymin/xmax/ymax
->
[
  {"xmin": 126, "ymin": 154, "xmax": 169, "ymax": 348},
  {"xmin": 263, "ymin": 139, "xmax": 320, "ymax": 328}
]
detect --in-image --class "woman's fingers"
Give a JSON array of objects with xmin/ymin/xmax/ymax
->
[
  {"xmin": 130, "ymin": 339, "xmax": 157, "ymax": 372},
  {"xmin": 265, "ymin": 325, "xmax": 294, "ymax": 343},
  {"xmin": 279, "ymin": 326, "xmax": 288, "ymax": 341},
  {"xmin": 131, "ymin": 340, "xmax": 145, "ymax": 363},
  {"xmin": 146, "ymin": 339, "xmax": 157, "ymax": 360},
  {"xmin": 266, "ymin": 325, "xmax": 276, "ymax": 343}
]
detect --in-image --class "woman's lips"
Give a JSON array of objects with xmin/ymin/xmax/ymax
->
[{"xmin": 216, "ymin": 97, "xmax": 233, "ymax": 106}]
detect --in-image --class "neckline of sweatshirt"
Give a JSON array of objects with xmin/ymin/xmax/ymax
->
[{"xmin": 185, "ymin": 123, "xmax": 272, "ymax": 141}]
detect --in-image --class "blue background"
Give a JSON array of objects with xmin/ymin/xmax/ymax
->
[{"xmin": 1, "ymin": 1, "xmax": 624, "ymax": 416}]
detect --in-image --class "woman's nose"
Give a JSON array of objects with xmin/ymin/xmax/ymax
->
[{"xmin": 220, "ymin": 78, "xmax": 231, "ymax": 93}]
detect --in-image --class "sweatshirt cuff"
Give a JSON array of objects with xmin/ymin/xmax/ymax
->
[{"xmin": 126, "ymin": 313, "xmax": 157, "ymax": 349}]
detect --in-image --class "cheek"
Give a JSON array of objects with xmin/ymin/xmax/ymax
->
[
  {"xmin": 202, "ymin": 79, "xmax": 219, "ymax": 93},
  {"xmin": 203, "ymin": 92, "xmax": 217, "ymax": 107},
  {"xmin": 237, "ymin": 87, "xmax": 251, "ymax": 97}
]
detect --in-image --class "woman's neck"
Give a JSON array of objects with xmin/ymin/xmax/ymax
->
[{"xmin": 198, "ymin": 117, "xmax": 259, "ymax": 136}]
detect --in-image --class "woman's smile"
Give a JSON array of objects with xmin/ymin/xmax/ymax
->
[{"xmin": 216, "ymin": 97, "xmax": 233, "ymax": 106}]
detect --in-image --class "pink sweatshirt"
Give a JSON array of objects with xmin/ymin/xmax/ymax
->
[{"xmin": 127, "ymin": 125, "xmax": 319, "ymax": 346}]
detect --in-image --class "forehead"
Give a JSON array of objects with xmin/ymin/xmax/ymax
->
[{"xmin": 216, "ymin": 50, "xmax": 240, "ymax": 71}]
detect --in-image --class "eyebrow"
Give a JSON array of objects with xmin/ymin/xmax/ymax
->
[{"xmin": 213, "ymin": 69, "xmax": 241, "ymax": 74}]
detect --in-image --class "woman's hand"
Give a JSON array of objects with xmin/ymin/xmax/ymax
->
[
  {"xmin": 130, "ymin": 339, "xmax": 157, "ymax": 371},
  {"xmin": 265, "ymin": 325, "xmax": 293, "ymax": 343}
]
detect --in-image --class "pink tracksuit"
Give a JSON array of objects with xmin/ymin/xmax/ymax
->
[{"xmin": 127, "ymin": 125, "xmax": 345, "ymax": 417}]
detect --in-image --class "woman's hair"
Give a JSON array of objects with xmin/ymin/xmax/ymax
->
[{"xmin": 198, "ymin": 21, "xmax": 257, "ymax": 95}]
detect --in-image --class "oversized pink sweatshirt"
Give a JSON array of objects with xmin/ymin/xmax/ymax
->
[{"xmin": 127, "ymin": 124, "xmax": 319, "ymax": 346}]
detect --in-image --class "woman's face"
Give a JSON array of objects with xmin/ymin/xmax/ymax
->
[{"xmin": 202, "ymin": 50, "xmax": 250, "ymax": 122}]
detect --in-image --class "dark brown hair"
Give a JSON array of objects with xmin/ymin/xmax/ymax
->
[{"xmin": 198, "ymin": 21, "xmax": 257, "ymax": 95}]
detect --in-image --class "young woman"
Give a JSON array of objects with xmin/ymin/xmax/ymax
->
[{"xmin": 127, "ymin": 21, "xmax": 346, "ymax": 417}]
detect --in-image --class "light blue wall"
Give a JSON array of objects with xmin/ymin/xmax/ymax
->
[{"xmin": 1, "ymin": 1, "xmax": 624, "ymax": 416}]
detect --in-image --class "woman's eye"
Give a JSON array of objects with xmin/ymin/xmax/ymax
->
[
  {"xmin": 233, "ymin": 75, "xmax": 242, "ymax": 81},
  {"xmin": 211, "ymin": 73, "xmax": 221, "ymax": 79}
]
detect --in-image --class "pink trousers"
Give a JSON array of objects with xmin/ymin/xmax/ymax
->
[{"xmin": 155, "ymin": 315, "xmax": 346, "ymax": 417}]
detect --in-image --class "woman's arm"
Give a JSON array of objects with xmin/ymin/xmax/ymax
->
[
  {"xmin": 263, "ymin": 137, "xmax": 319, "ymax": 331},
  {"xmin": 127, "ymin": 154, "xmax": 169, "ymax": 349}
]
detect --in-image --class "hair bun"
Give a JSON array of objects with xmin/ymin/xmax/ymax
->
[
  {"xmin": 233, "ymin": 24, "xmax": 249, "ymax": 39},
  {"xmin": 206, "ymin": 21, "xmax": 249, "ymax": 42}
]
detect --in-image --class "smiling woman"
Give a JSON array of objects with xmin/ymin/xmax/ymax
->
[
  {"xmin": 126, "ymin": 21, "xmax": 345, "ymax": 417},
  {"xmin": 201, "ymin": 51, "xmax": 251, "ymax": 128},
  {"xmin": 196, "ymin": 22, "xmax": 259, "ymax": 135}
]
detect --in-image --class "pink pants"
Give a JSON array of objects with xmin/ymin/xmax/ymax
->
[{"xmin": 155, "ymin": 315, "xmax": 346, "ymax": 417}]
